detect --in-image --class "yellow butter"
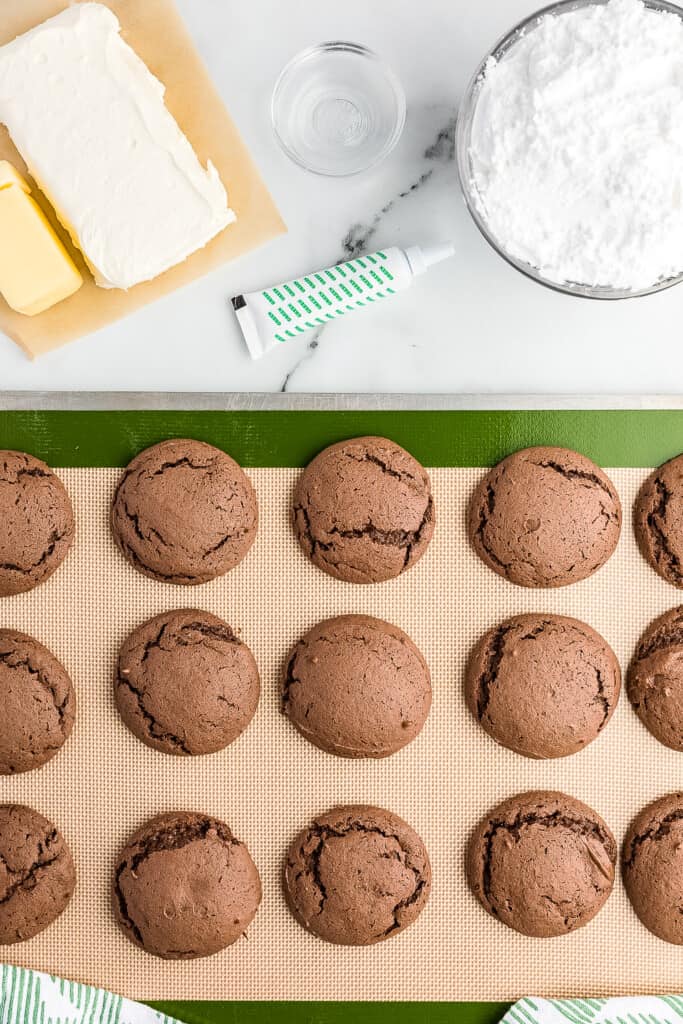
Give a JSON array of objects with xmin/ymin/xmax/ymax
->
[
  {"xmin": 0, "ymin": 160, "xmax": 82, "ymax": 316},
  {"xmin": 0, "ymin": 162, "xmax": 29, "ymax": 191}
]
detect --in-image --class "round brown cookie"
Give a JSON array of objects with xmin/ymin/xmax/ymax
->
[
  {"xmin": 635, "ymin": 455, "xmax": 683, "ymax": 587},
  {"xmin": 0, "ymin": 451, "xmax": 74, "ymax": 597},
  {"xmin": 468, "ymin": 446, "xmax": 621, "ymax": 588},
  {"xmin": 0, "ymin": 804, "xmax": 75, "ymax": 943},
  {"xmin": 282, "ymin": 615, "xmax": 431, "ymax": 758},
  {"xmin": 284, "ymin": 804, "xmax": 431, "ymax": 945},
  {"xmin": 628, "ymin": 607, "xmax": 683, "ymax": 750},
  {"xmin": 113, "ymin": 811, "xmax": 261, "ymax": 959},
  {"xmin": 116, "ymin": 610, "xmax": 260, "ymax": 755},
  {"xmin": 467, "ymin": 790, "xmax": 616, "ymax": 937},
  {"xmin": 111, "ymin": 439, "xmax": 258, "ymax": 585},
  {"xmin": 292, "ymin": 436, "xmax": 434, "ymax": 584},
  {"xmin": 465, "ymin": 613, "xmax": 620, "ymax": 759},
  {"xmin": 0, "ymin": 630, "xmax": 76, "ymax": 774},
  {"xmin": 622, "ymin": 793, "xmax": 683, "ymax": 943}
]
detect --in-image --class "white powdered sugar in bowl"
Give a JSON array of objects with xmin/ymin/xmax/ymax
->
[{"xmin": 460, "ymin": 0, "xmax": 683, "ymax": 296}]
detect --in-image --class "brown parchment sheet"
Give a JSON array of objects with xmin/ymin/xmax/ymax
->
[
  {"xmin": 1, "ymin": 466, "xmax": 682, "ymax": 1000},
  {"xmin": 0, "ymin": 0, "xmax": 285, "ymax": 358}
]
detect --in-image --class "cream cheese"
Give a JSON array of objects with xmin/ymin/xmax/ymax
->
[{"xmin": 0, "ymin": 3, "xmax": 235, "ymax": 290}]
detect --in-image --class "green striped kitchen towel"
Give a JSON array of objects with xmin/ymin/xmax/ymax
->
[
  {"xmin": 4, "ymin": 973, "xmax": 683, "ymax": 1024},
  {"xmin": 502, "ymin": 995, "xmax": 683, "ymax": 1024},
  {"xmin": 0, "ymin": 966, "xmax": 180, "ymax": 1024}
]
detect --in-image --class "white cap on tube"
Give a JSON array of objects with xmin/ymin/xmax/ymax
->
[{"xmin": 403, "ymin": 242, "xmax": 456, "ymax": 276}]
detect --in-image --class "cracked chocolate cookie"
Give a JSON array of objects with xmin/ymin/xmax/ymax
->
[
  {"xmin": 635, "ymin": 455, "xmax": 683, "ymax": 587},
  {"xmin": 628, "ymin": 608, "xmax": 683, "ymax": 750},
  {"xmin": 292, "ymin": 436, "xmax": 434, "ymax": 584},
  {"xmin": 467, "ymin": 790, "xmax": 616, "ymax": 937},
  {"xmin": 465, "ymin": 614, "xmax": 620, "ymax": 759},
  {"xmin": 623, "ymin": 793, "xmax": 683, "ymax": 943},
  {"xmin": 111, "ymin": 439, "xmax": 258, "ymax": 585},
  {"xmin": 284, "ymin": 804, "xmax": 431, "ymax": 945},
  {"xmin": 468, "ymin": 446, "xmax": 621, "ymax": 588},
  {"xmin": 113, "ymin": 811, "xmax": 261, "ymax": 959},
  {"xmin": 0, "ymin": 629, "xmax": 76, "ymax": 775},
  {"xmin": 0, "ymin": 451, "xmax": 74, "ymax": 597},
  {"xmin": 116, "ymin": 609, "xmax": 260, "ymax": 755},
  {"xmin": 282, "ymin": 615, "xmax": 431, "ymax": 758},
  {"xmin": 0, "ymin": 804, "xmax": 75, "ymax": 944}
]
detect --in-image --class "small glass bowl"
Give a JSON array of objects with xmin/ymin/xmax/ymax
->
[
  {"xmin": 271, "ymin": 41, "xmax": 406, "ymax": 177},
  {"xmin": 456, "ymin": 0, "xmax": 683, "ymax": 300}
]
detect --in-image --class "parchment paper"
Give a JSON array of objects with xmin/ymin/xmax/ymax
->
[
  {"xmin": 2, "ymin": 466, "xmax": 683, "ymax": 1001},
  {"xmin": 0, "ymin": 0, "xmax": 285, "ymax": 358}
]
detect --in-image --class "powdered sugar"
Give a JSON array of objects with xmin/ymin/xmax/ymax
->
[{"xmin": 468, "ymin": 0, "xmax": 683, "ymax": 292}]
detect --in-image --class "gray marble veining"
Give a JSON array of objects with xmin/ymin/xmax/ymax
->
[{"xmin": 281, "ymin": 115, "xmax": 458, "ymax": 392}]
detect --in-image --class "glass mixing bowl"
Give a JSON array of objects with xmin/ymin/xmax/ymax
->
[{"xmin": 456, "ymin": 0, "xmax": 683, "ymax": 300}]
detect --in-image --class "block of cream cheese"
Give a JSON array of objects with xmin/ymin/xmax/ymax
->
[
  {"xmin": 0, "ymin": 161, "xmax": 82, "ymax": 315},
  {"xmin": 0, "ymin": 3, "xmax": 235, "ymax": 290}
]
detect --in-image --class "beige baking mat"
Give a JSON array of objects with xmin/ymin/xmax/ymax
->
[
  {"xmin": 0, "ymin": 467, "xmax": 681, "ymax": 1000},
  {"xmin": 0, "ymin": 0, "xmax": 285, "ymax": 357}
]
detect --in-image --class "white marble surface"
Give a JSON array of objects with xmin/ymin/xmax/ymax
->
[{"xmin": 1, "ymin": 0, "xmax": 682, "ymax": 395}]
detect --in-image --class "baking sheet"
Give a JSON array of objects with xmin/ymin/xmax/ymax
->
[
  {"xmin": 0, "ymin": 0, "xmax": 285, "ymax": 358},
  {"xmin": 2, "ymin": 393, "xmax": 682, "ymax": 411},
  {"xmin": 1, "ymin": 463, "xmax": 682, "ymax": 1000}
]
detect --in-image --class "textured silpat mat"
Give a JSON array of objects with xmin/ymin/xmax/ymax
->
[{"xmin": 3, "ymin": 410, "xmax": 683, "ymax": 1014}]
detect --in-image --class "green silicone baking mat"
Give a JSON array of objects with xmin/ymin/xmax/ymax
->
[{"xmin": 2, "ymin": 404, "xmax": 683, "ymax": 1022}]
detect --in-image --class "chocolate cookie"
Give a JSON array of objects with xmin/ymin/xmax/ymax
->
[
  {"xmin": 468, "ymin": 446, "xmax": 621, "ymax": 588},
  {"xmin": 623, "ymin": 793, "xmax": 683, "ymax": 943},
  {"xmin": 282, "ymin": 615, "xmax": 431, "ymax": 758},
  {"xmin": 0, "ymin": 804, "xmax": 75, "ymax": 944},
  {"xmin": 113, "ymin": 811, "xmax": 261, "ymax": 959},
  {"xmin": 628, "ymin": 607, "xmax": 683, "ymax": 749},
  {"xmin": 111, "ymin": 439, "xmax": 258, "ymax": 585},
  {"xmin": 467, "ymin": 790, "xmax": 616, "ymax": 937},
  {"xmin": 116, "ymin": 610, "xmax": 260, "ymax": 755},
  {"xmin": 0, "ymin": 451, "xmax": 74, "ymax": 597},
  {"xmin": 284, "ymin": 804, "xmax": 431, "ymax": 945},
  {"xmin": 292, "ymin": 436, "xmax": 434, "ymax": 584},
  {"xmin": 635, "ymin": 455, "xmax": 683, "ymax": 587},
  {"xmin": 465, "ymin": 614, "xmax": 620, "ymax": 759},
  {"xmin": 0, "ymin": 629, "xmax": 76, "ymax": 775}
]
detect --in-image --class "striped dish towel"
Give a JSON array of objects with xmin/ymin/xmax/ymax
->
[
  {"xmin": 503, "ymin": 997, "xmax": 683, "ymax": 1024},
  {"xmin": 3, "ymin": 971, "xmax": 683, "ymax": 1024},
  {"xmin": 0, "ymin": 966, "xmax": 180, "ymax": 1024}
]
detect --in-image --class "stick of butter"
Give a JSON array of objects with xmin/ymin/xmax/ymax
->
[{"xmin": 0, "ymin": 162, "xmax": 82, "ymax": 316}]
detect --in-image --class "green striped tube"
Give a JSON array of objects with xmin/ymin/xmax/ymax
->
[{"xmin": 231, "ymin": 243, "xmax": 454, "ymax": 359}]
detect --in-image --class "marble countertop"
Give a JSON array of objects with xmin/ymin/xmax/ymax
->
[{"xmin": 1, "ymin": 0, "xmax": 681, "ymax": 396}]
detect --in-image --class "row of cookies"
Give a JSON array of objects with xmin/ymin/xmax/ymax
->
[
  {"xmin": 3, "ymin": 437, "xmax": 683, "ymax": 596},
  {"xmin": 5, "ymin": 600, "xmax": 683, "ymax": 777},
  {"xmin": 0, "ymin": 802, "xmax": 430, "ymax": 956},
  {"xmin": 6, "ymin": 786, "xmax": 683, "ymax": 955}
]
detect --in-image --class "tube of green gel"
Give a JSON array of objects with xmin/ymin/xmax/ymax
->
[{"xmin": 231, "ymin": 242, "xmax": 455, "ymax": 359}]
